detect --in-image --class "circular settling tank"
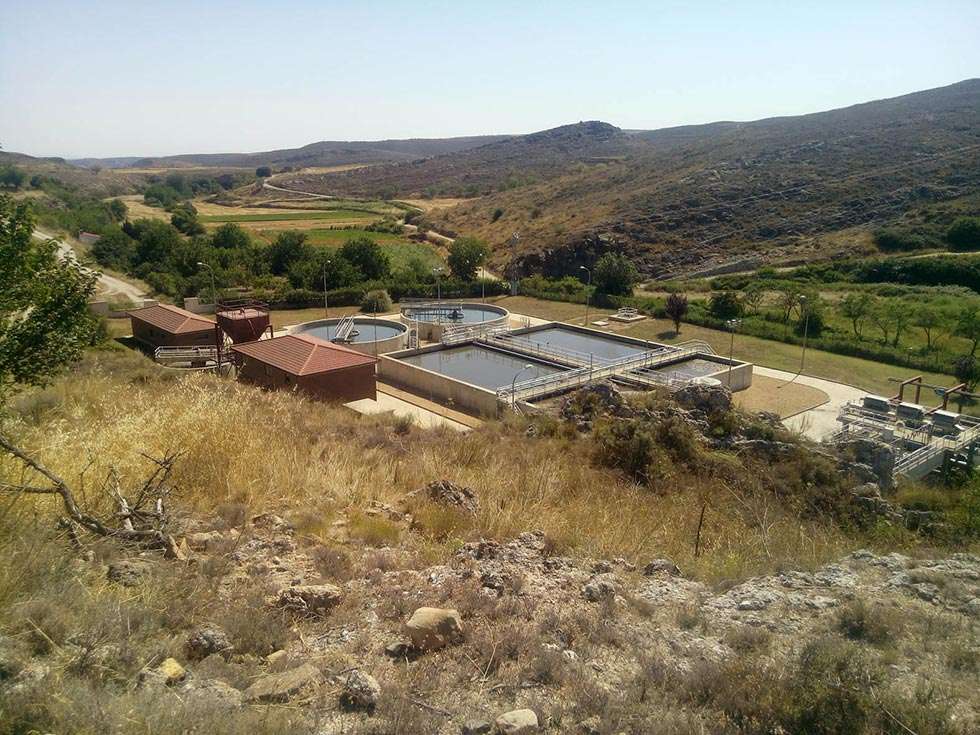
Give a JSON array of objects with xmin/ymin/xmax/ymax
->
[
  {"xmin": 401, "ymin": 302, "xmax": 510, "ymax": 341},
  {"xmin": 290, "ymin": 317, "xmax": 408, "ymax": 355}
]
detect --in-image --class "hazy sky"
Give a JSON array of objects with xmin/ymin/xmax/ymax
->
[{"xmin": 1, "ymin": 0, "xmax": 978, "ymax": 158}]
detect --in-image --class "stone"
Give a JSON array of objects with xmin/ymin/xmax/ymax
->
[
  {"xmin": 384, "ymin": 641, "xmax": 412, "ymax": 659},
  {"xmin": 582, "ymin": 575, "xmax": 617, "ymax": 602},
  {"xmin": 106, "ymin": 560, "xmax": 150, "ymax": 586},
  {"xmin": 415, "ymin": 479, "xmax": 479, "ymax": 514},
  {"xmin": 339, "ymin": 669, "xmax": 381, "ymax": 712},
  {"xmin": 494, "ymin": 708, "xmax": 539, "ymax": 734},
  {"xmin": 266, "ymin": 649, "xmax": 289, "ymax": 668},
  {"xmin": 184, "ymin": 626, "xmax": 233, "ymax": 661},
  {"xmin": 180, "ymin": 678, "xmax": 243, "ymax": 708},
  {"xmin": 140, "ymin": 657, "xmax": 186, "ymax": 687},
  {"xmin": 462, "ymin": 720, "xmax": 492, "ymax": 735},
  {"xmin": 674, "ymin": 383, "xmax": 731, "ymax": 415},
  {"xmin": 578, "ymin": 716, "xmax": 602, "ymax": 735},
  {"xmin": 186, "ymin": 530, "xmax": 225, "ymax": 551},
  {"xmin": 643, "ymin": 559, "xmax": 681, "ymax": 577},
  {"xmin": 244, "ymin": 663, "xmax": 322, "ymax": 703},
  {"xmin": 277, "ymin": 584, "xmax": 342, "ymax": 615},
  {"xmin": 404, "ymin": 607, "xmax": 463, "ymax": 651}
]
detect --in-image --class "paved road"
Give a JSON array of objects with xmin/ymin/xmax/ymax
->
[
  {"xmin": 753, "ymin": 366, "xmax": 867, "ymax": 441},
  {"xmin": 34, "ymin": 228, "xmax": 146, "ymax": 303}
]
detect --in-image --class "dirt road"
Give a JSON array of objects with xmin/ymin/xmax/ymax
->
[{"xmin": 34, "ymin": 228, "xmax": 146, "ymax": 303}]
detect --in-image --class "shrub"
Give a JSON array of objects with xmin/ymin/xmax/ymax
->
[
  {"xmin": 708, "ymin": 291, "xmax": 742, "ymax": 320},
  {"xmin": 946, "ymin": 217, "xmax": 980, "ymax": 251},
  {"xmin": 835, "ymin": 599, "xmax": 901, "ymax": 644},
  {"xmin": 360, "ymin": 289, "xmax": 393, "ymax": 313},
  {"xmin": 592, "ymin": 419, "xmax": 669, "ymax": 484}
]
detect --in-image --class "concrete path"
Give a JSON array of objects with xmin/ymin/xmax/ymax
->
[
  {"xmin": 753, "ymin": 366, "xmax": 867, "ymax": 441},
  {"xmin": 34, "ymin": 227, "xmax": 146, "ymax": 302},
  {"xmin": 345, "ymin": 385, "xmax": 472, "ymax": 432}
]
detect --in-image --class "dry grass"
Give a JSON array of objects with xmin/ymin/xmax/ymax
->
[{"xmin": 0, "ymin": 350, "xmax": 865, "ymax": 584}]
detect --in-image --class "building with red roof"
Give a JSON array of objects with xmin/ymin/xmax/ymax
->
[
  {"xmin": 230, "ymin": 334, "xmax": 377, "ymax": 402},
  {"xmin": 128, "ymin": 303, "xmax": 217, "ymax": 349}
]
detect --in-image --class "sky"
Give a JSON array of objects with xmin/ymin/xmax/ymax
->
[{"xmin": 1, "ymin": 0, "xmax": 978, "ymax": 158}]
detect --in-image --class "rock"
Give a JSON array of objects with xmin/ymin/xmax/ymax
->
[
  {"xmin": 643, "ymin": 559, "xmax": 681, "ymax": 577},
  {"xmin": 674, "ymin": 383, "xmax": 731, "ymax": 415},
  {"xmin": 582, "ymin": 575, "xmax": 618, "ymax": 602},
  {"xmin": 266, "ymin": 649, "xmax": 289, "ymax": 668},
  {"xmin": 107, "ymin": 560, "xmax": 150, "ymax": 586},
  {"xmin": 277, "ymin": 584, "xmax": 342, "ymax": 615},
  {"xmin": 495, "ymin": 709, "xmax": 539, "ymax": 734},
  {"xmin": 180, "ymin": 678, "xmax": 243, "ymax": 708},
  {"xmin": 184, "ymin": 626, "xmax": 233, "ymax": 661},
  {"xmin": 578, "ymin": 716, "xmax": 602, "ymax": 735},
  {"xmin": 139, "ymin": 657, "xmax": 186, "ymax": 687},
  {"xmin": 339, "ymin": 669, "xmax": 381, "ymax": 712},
  {"xmin": 186, "ymin": 530, "xmax": 225, "ymax": 551},
  {"xmin": 384, "ymin": 641, "xmax": 412, "ymax": 659},
  {"xmin": 414, "ymin": 479, "xmax": 479, "ymax": 514},
  {"xmin": 463, "ymin": 720, "xmax": 492, "ymax": 735},
  {"xmin": 244, "ymin": 663, "xmax": 322, "ymax": 703},
  {"xmin": 404, "ymin": 607, "xmax": 463, "ymax": 651}
]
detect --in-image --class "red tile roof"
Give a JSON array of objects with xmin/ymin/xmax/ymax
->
[
  {"xmin": 128, "ymin": 303, "xmax": 216, "ymax": 334},
  {"xmin": 230, "ymin": 334, "xmax": 377, "ymax": 375}
]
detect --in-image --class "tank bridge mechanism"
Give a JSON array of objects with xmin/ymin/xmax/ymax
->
[
  {"xmin": 830, "ymin": 375, "xmax": 980, "ymax": 482},
  {"xmin": 214, "ymin": 298, "xmax": 273, "ymax": 368},
  {"xmin": 331, "ymin": 314, "xmax": 359, "ymax": 343}
]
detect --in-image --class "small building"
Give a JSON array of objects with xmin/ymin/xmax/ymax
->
[
  {"xmin": 231, "ymin": 334, "xmax": 377, "ymax": 402},
  {"xmin": 128, "ymin": 303, "xmax": 217, "ymax": 349}
]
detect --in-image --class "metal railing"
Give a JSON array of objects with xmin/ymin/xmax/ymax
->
[
  {"xmin": 442, "ymin": 322, "xmax": 511, "ymax": 345},
  {"xmin": 332, "ymin": 314, "xmax": 357, "ymax": 342},
  {"xmin": 154, "ymin": 345, "xmax": 219, "ymax": 366}
]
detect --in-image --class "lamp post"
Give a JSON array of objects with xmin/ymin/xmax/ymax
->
[
  {"xmin": 511, "ymin": 363, "xmax": 534, "ymax": 409},
  {"xmin": 196, "ymin": 261, "xmax": 216, "ymax": 307},
  {"xmin": 432, "ymin": 266, "xmax": 443, "ymax": 302},
  {"xmin": 799, "ymin": 295, "xmax": 810, "ymax": 375},
  {"xmin": 580, "ymin": 265, "xmax": 591, "ymax": 326},
  {"xmin": 726, "ymin": 318, "xmax": 742, "ymax": 389},
  {"xmin": 322, "ymin": 258, "xmax": 331, "ymax": 319}
]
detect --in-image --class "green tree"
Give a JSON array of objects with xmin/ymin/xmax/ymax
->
[
  {"xmin": 256, "ymin": 166, "xmax": 272, "ymax": 178},
  {"xmin": 130, "ymin": 218, "xmax": 181, "ymax": 265},
  {"xmin": 0, "ymin": 196, "xmax": 99, "ymax": 401},
  {"xmin": 913, "ymin": 305, "xmax": 944, "ymax": 350},
  {"xmin": 840, "ymin": 292, "xmax": 873, "ymax": 337},
  {"xmin": 210, "ymin": 222, "xmax": 250, "ymax": 250},
  {"xmin": 592, "ymin": 253, "xmax": 638, "ymax": 297},
  {"xmin": 339, "ymin": 236, "xmax": 390, "ymax": 281},
  {"xmin": 447, "ymin": 236, "xmax": 489, "ymax": 280},
  {"xmin": 268, "ymin": 231, "xmax": 312, "ymax": 276},
  {"xmin": 171, "ymin": 204, "xmax": 205, "ymax": 236},
  {"xmin": 0, "ymin": 165, "xmax": 26, "ymax": 190},
  {"xmin": 954, "ymin": 304, "xmax": 980, "ymax": 356},
  {"xmin": 708, "ymin": 291, "xmax": 742, "ymax": 320},
  {"xmin": 361, "ymin": 289, "xmax": 393, "ymax": 313},
  {"xmin": 664, "ymin": 292, "xmax": 688, "ymax": 333},
  {"xmin": 90, "ymin": 226, "xmax": 137, "ymax": 271},
  {"xmin": 946, "ymin": 217, "xmax": 980, "ymax": 251},
  {"xmin": 105, "ymin": 198, "xmax": 128, "ymax": 221}
]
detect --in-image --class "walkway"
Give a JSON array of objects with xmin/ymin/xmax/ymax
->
[
  {"xmin": 34, "ymin": 227, "xmax": 146, "ymax": 302},
  {"xmin": 345, "ymin": 382, "xmax": 476, "ymax": 432},
  {"xmin": 753, "ymin": 366, "xmax": 867, "ymax": 441}
]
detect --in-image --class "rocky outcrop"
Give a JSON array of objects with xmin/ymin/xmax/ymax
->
[
  {"xmin": 494, "ymin": 708, "xmax": 539, "ymax": 734},
  {"xmin": 411, "ymin": 479, "xmax": 479, "ymax": 514},
  {"xmin": 243, "ymin": 663, "xmax": 322, "ymax": 703},
  {"xmin": 276, "ymin": 583, "xmax": 342, "ymax": 615},
  {"xmin": 404, "ymin": 607, "xmax": 464, "ymax": 651},
  {"xmin": 339, "ymin": 669, "xmax": 381, "ymax": 712}
]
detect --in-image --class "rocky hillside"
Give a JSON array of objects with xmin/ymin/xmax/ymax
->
[
  {"xmin": 280, "ymin": 79, "xmax": 980, "ymax": 278},
  {"xmin": 1, "ymin": 352, "xmax": 977, "ymax": 734}
]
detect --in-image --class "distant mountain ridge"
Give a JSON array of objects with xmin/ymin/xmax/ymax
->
[{"xmin": 67, "ymin": 134, "xmax": 514, "ymax": 170}]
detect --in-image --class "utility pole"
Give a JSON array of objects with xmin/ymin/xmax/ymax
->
[
  {"xmin": 580, "ymin": 265, "xmax": 591, "ymax": 326},
  {"xmin": 726, "ymin": 318, "xmax": 742, "ymax": 388},
  {"xmin": 322, "ymin": 258, "xmax": 331, "ymax": 319},
  {"xmin": 196, "ymin": 261, "xmax": 216, "ymax": 306},
  {"xmin": 799, "ymin": 295, "xmax": 810, "ymax": 375}
]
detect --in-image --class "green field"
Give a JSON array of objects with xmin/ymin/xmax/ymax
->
[{"xmin": 200, "ymin": 209, "xmax": 381, "ymax": 223}]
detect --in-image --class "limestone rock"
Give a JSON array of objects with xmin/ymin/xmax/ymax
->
[
  {"xmin": 244, "ymin": 663, "xmax": 322, "ymax": 703},
  {"xmin": 180, "ymin": 677, "xmax": 243, "ymax": 708},
  {"xmin": 643, "ymin": 559, "xmax": 681, "ymax": 577},
  {"xmin": 339, "ymin": 669, "xmax": 381, "ymax": 712},
  {"xmin": 277, "ymin": 583, "xmax": 342, "ymax": 615},
  {"xmin": 184, "ymin": 626, "xmax": 233, "ymax": 661},
  {"xmin": 582, "ymin": 575, "xmax": 618, "ymax": 602},
  {"xmin": 414, "ymin": 479, "xmax": 479, "ymax": 514},
  {"xmin": 495, "ymin": 708, "xmax": 539, "ymax": 734},
  {"xmin": 140, "ymin": 657, "xmax": 186, "ymax": 687},
  {"xmin": 674, "ymin": 383, "xmax": 731, "ymax": 414},
  {"xmin": 463, "ymin": 720, "xmax": 492, "ymax": 735},
  {"xmin": 404, "ymin": 607, "xmax": 463, "ymax": 651},
  {"xmin": 186, "ymin": 530, "xmax": 225, "ymax": 551}
]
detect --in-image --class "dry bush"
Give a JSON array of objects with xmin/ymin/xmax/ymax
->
[
  {"xmin": 309, "ymin": 545, "xmax": 354, "ymax": 582},
  {"xmin": 835, "ymin": 599, "xmax": 903, "ymax": 645}
]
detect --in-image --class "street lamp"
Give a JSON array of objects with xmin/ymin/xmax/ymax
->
[
  {"xmin": 726, "ymin": 318, "xmax": 742, "ymax": 388},
  {"xmin": 580, "ymin": 265, "xmax": 592, "ymax": 326},
  {"xmin": 798, "ymin": 295, "xmax": 810, "ymax": 375},
  {"xmin": 322, "ymin": 258, "xmax": 331, "ymax": 319},
  {"xmin": 511, "ymin": 363, "xmax": 534, "ymax": 409},
  {"xmin": 432, "ymin": 266, "xmax": 444, "ymax": 302},
  {"xmin": 196, "ymin": 261, "xmax": 216, "ymax": 306}
]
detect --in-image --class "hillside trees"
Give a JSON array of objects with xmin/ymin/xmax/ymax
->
[
  {"xmin": 708, "ymin": 291, "xmax": 742, "ymax": 320},
  {"xmin": 447, "ymin": 236, "xmax": 489, "ymax": 280},
  {"xmin": 947, "ymin": 217, "xmax": 980, "ymax": 251},
  {"xmin": 914, "ymin": 305, "xmax": 944, "ymax": 350},
  {"xmin": 954, "ymin": 305, "xmax": 980, "ymax": 356},
  {"xmin": 0, "ymin": 165, "xmax": 26, "ymax": 190},
  {"xmin": 0, "ymin": 196, "xmax": 99, "ymax": 401},
  {"xmin": 339, "ymin": 237, "xmax": 391, "ymax": 281},
  {"xmin": 840, "ymin": 292, "xmax": 873, "ymax": 337},
  {"xmin": 593, "ymin": 253, "xmax": 638, "ymax": 297},
  {"xmin": 170, "ymin": 203, "xmax": 205, "ymax": 236}
]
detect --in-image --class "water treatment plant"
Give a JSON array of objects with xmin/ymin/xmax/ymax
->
[{"xmin": 132, "ymin": 298, "xmax": 754, "ymax": 420}]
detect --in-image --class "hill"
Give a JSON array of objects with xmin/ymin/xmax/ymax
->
[
  {"xmin": 68, "ymin": 134, "xmax": 513, "ymax": 171},
  {"xmin": 280, "ymin": 79, "xmax": 980, "ymax": 278}
]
